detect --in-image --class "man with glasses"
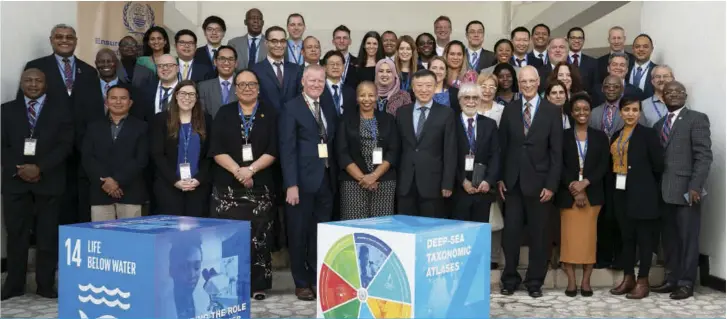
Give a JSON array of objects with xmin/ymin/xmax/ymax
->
[
  {"xmin": 199, "ymin": 45, "xmax": 238, "ymax": 118},
  {"xmin": 566, "ymin": 27, "xmax": 598, "ymax": 96},
  {"xmin": 133, "ymin": 54, "xmax": 179, "ymax": 122},
  {"xmin": 464, "ymin": 20, "xmax": 495, "ymax": 73},
  {"xmin": 641, "ymin": 65, "xmax": 674, "ymax": 127},
  {"xmin": 117, "ymin": 36, "xmax": 139, "ymax": 84},
  {"xmin": 252, "ymin": 26, "xmax": 303, "ymax": 112},
  {"xmin": 195, "ymin": 15, "xmax": 227, "ymax": 68},
  {"xmin": 228, "ymin": 8, "xmax": 267, "ymax": 71},
  {"xmin": 591, "ymin": 53, "xmax": 645, "ymax": 106},
  {"xmin": 320, "ymin": 50, "xmax": 356, "ymax": 117},
  {"xmin": 331, "ymin": 25, "xmax": 358, "ymax": 89},
  {"xmin": 174, "ymin": 29, "xmax": 213, "ymax": 83}
]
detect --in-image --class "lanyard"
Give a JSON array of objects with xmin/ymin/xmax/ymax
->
[
  {"xmin": 575, "ymin": 130, "xmax": 588, "ymax": 169},
  {"xmin": 238, "ymin": 102, "xmax": 259, "ymax": 143},
  {"xmin": 288, "ymin": 40, "xmax": 302, "ymax": 65},
  {"xmin": 617, "ymin": 129, "xmax": 633, "ymax": 167},
  {"xmin": 462, "ymin": 116, "xmax": 476, "ymax": 153},
  {"xmin": 652, "ymin": 97, "xmax": 663, "ymax": 119},
  {"xmin": 377, "ymin": 97, "xmax": 387, "ymax": 112},
  {"xmin": 342, "ymin": 54, "xmax": 351, "ymax": 83},
  {"xmin": 182, "ymin": 124, "xmax": 192, "ymax": 162}
]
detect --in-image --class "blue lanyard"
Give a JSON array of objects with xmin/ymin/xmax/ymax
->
[
  {"xmin": 462, "ymin": 116, "xmax": 476, "ymax": 153},
  {"xmin": 288, "ymin": 40, "xmax": 302, "ymax": 65},
  {"xmin": 182, "ymin": 124, "xmax": 192, "ymax": 163},
  {"xmin": 342, "ymin": 54, "xmax": 351, "ymax": 83},
  {"xmin": 400, "ymin": 73, "xmax": 411, "ymax": 91},
  {"xmin": 575, "ymin": 130, "xmax": 588, "ymax": 169},
  {"xmin": 652, "ymin": 97, "xmax": 663, "ymax": 119},
  {"xmin": 377, "ymin": 97, "xmax": 387, "ymax": 112},
  {"xmin": 617, "ymin": 129, "xmax": 633, "ymax": 167},
  {"xmin": 238, "ymin": 102, "xmax": 259, "ymax": 142}
]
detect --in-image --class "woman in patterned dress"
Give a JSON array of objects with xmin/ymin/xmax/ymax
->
[
  {"xmin": 336, "ymin": 81, "xmax": 399, "ymax": 220},
  {"xmin": 207, "ymin": 69, "xmax": 278, "ymax": 300}
]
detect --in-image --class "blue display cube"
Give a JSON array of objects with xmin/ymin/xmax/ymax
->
[
  {"xmin": 59, "ymin": 215, "xmax": 250, "ymax": 319},
  {"xmin": 317, "ymin": 215, "xmax": 491, "ymax": 318}
]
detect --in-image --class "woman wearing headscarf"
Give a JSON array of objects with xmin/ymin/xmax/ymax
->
[{"xmin": 374, "ymin": 58, "xmax": 412, "ymax": 115}]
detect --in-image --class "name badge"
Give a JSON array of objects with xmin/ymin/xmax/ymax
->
[
  {"xmin": 242, "ymin": 144, "xmax": 254, "ymax": 162},
  {"xmin": 318, "ymin": 143, "xmax": 328, "ymax": 158},
  {"xmin": 465, "ymin": 154, "xmax": 475, "ymax": 171},
  {"xmin": 179, "ymin": 163, "xmax": 192, "ymax": 180},
  {"xmin": 616, "ymin": 174, "xmax": 627, "ymax": 190},
  {"xmin": 24, "ymin": 138, "xmax": 37, "ymax": 156},
  {"xmin": 372, "ymin": 147, "xmax": 383, "ymax": 165}
]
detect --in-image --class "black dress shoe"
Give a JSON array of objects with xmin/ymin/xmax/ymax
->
[
  {"xmin": 580, "ymin": 288, "xmax": 594, "ymax": 297},
  {"xmin": 528, "ymin": 288, "xmax": 543, "ymax": 298},
  {"xmin": 651, "ymin": 281, "xmax": 677, "ymax": 293},
  {"xmin": 564, "ymin": 289, "xmax": 577, "ymax": 297},
  {"xmin": 1, "ymin": 290, "xmax": 23, "ymax": 301},
  {"xmin": 500, "ymin": 287, "xmax": 515, "ymax": 295},
  {"xmin": 36, "ymin": 289, "xmax": 58, "ymax": 299},
  {"xmin": 669, "ymin": 286, "xmax": 693, "ymax": 300}
]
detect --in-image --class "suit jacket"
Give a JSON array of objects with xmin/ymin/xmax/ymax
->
[
  {"xmin": 556, "ymin": 127, "xmax": 609, "ymax": 208},
  {"xmin": 177, "ymin": 58, "xmax": 214, "ymax": 83},
  {"xmin": 194, "ymin": 45, "xmax": 215, "ymax": 67},
  {"xmin": 528, "ymin": 51, "xmax": 548, "ymax": 65},
  {"xmin": 454, "ymin": 114, "xmax": 500, "ymax": 191},
  {"xmin": 655, "ymin": 108, "xmax": 712, "ymax": 205},
  {"xmin": 130, "ymin": 80, "xmax": 166, "ymax": 123},
  {"xmin": 509, "ymin": 54, "xmax": 543, "ymax": 69},
  {"xmin": 227, "ymin": 34, "xmax": 268, "ymax": 71},
  {"xmin": 252, "ymin": 59, "xmax": 303, "ymax": 111},
  {"xmin": 1, "ymin": 96, "xmax": 74, "ymax": 195},
  {"xmin": 279, "ymin": 95, "xmax": 338, "ymax": 193},
  {"xmin": 466, "ymin": 48, "xmax": 496, "ymax": 73},
  {"xmin": 608, "ymin": 124, "xmax": 663, "ymax": 219},
  {"xmin": 150, "ymin": 111, "xmax": 213, "ymax": 188},
  {"xmin": 130, "ymin": 63, "xmax": 157, "ymax": 89},
  {"xmin": 590, "ymin": 82, "xmax": 646, "ymax": 107},
  {"xmin": 321, "ymin": 81, "xmax": 357, "ymax": 117},
  {"xmin": 627, "ymin": 61, "xmax": 657, "ymax": 97},
  {"xmin": 395, "ymin": 102, "xmax": 457, "ymax": 198},
  {"xmin": 597, "ymin": 52, "xmax": 636, "ymax": 84},
  {"xmin": 198, "ymin": 77, "xmax": 238, "ymax": 118},
  {"xmin": 568, "ymin": 53, "xmax": 599, "ymax": 96},
  {"xmin": 81, "ymin": 115, "xmax": 149, "ymax": 205},
  {"xmin": 284, "ymin": 42, "xmax": 306, "ymax": 66},
  {"xmin": 588, "ymin": 102, "xmax": 647, "ymax": 139},
  {"xmin": 343, "ymin": 53, "xmax": 360, "ymax": 90},
  {"xmin": 499, "ymin": 97, "xmax": 563, "ymax": 196},
  {"xmin": 336, "ymin": 111, "xmax": 399, "ymax": 182},
  {"xmin": 537, "ymin": 63, "xmax": 554, "ymax": 93}
]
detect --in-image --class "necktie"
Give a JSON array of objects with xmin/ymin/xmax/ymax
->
[
  {"xmin": 182, "ymin": 63, "xmax": 190, "ymax": 80},
  {"xmin": 538, "ymin": 53, "xmax": 544, "ymax": 63},
  {"xmin": 161, "ymin": 87, "xmax": 172, "ymax": 111},
  {"xmin": 415, "ymin": 106, "xmax": 428, "ymax": 139},
  {"xmin": 103, "ymin": 83, "xmax": 110, "ymax": 98},
  {"xmin": 313, "ymin": 101, "xmax": 326, "ymax": 141},
  {"xmin": 633, "ymin": 66, "xmax": 644, "ymax": 86},
  {"xmin": 28, "ymin": 100, "xmax": 38, "ymax": 129},
  {"xmin": 332, "ymin": 85, "xmax": 341, "ymax": 115},
  {"xmin": 523, "ymin": 102, "xmax": 532, "ymax": 135},
  {"xmin": 211, "ymin": 49, "xmax": 218, "ymax": 70},
  {"xmin": 516, "ymin": 59, "xmax": 524, "ymax": 67},
  {"xmin": 274, "ymin": 62, "xmax": 284, "ymax": 86},
  {"xmin": 221, "ymin": 80, "xmax": 230, "ymax": 104},
  {"xmin": 467, "ymin": 118, "xmax": 475, "ymax": 152},
  {"xmin": 471, "ymin": 52, "xmax": 478, "ymax": 67},
  {"xmin": 248, "ymin": 38, "xmax": 258, "ymax": 68},
  {"xmin": 661, "ymin": 113, "xmax": 675, "ymax": 145},
  {"xmin": 63, "ymin": 58, "xmax": 73, "ymax": 93},
  {"xmin": 572, "ymin": 54, "xmax": 580, "ymax": 67},
  {"xmin": 605, "ymin": 105, "xmax": 615, "ymax": 135}
]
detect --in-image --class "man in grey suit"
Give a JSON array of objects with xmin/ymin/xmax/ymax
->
[
  {"xmin": 589, "ymin": 75, "xmax": 646, "ymax": 139},
  {"xmin": 227, "ymin": 8, "xmax": 267, "ymax": 71},
  {"xmin": 198, "ymin": 45, "xmax": 238, "ymax": 118},
  {"xmin": 651, "ymin": 81, "xmax": 712, "ymax": 300}
]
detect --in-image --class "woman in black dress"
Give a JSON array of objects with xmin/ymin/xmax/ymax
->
[
  {"xmin": 208, "ymin": 69, "xmax": 278, "ymax": 300},
  {"xmin": 355, "ymin": 31, "xmax": 385, "ymax": 83}
]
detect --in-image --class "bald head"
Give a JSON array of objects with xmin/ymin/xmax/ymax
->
[
  {"xmin": 21, "ymin": 68, "xmax": 47, "ymax": 99},
  {"xmin": 519, "ymin": 66, "xmax": 540, "ymax": 99}
]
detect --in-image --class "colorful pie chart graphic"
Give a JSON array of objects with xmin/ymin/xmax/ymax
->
[{"xmin": 320, "ymin": 233, "xmax": 412, "ymax": 318}]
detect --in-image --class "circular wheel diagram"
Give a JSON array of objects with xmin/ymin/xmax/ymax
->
[{"xmin": 319, "ymin": 233, "xmax": 411, "ymax": 318}]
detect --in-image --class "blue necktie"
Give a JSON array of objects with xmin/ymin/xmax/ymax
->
[
  {"xmin": 248, "ymin": 38, "xmax": 257, "ymax": 68},
  {"xmin": 633, "ymin": 66, "xmax": 644, "ymax": 86},
  {"xmin": 332, "ymin": 85, "xmax": 341, "ymax": 115},
  {"xmin": 221, "ymin": 81, "xmax": 230, "ymax": 104}
]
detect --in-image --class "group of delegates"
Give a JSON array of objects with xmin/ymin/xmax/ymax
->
[{"xmin": 1, "ymin": 9, "xmax": 712, "ymax": 306}]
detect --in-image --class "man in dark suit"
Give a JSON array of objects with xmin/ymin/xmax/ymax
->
[
  {"xmin": 302, "ymin": 36, "xmax": 322, "ymax": 67},
  {"xmin": 227, "ymin": 8, "xmax": 267, "ymax": 71},
  {"xmin": 117, "ymin": 36, "xmax": 139, "ymax": 85},
  {"xmin": 332, "ymin": 25, "xmax": 359, "ymax": 89},
  {"xmin": 537, "ymin": 37, "xmax": 568, "ymax": 92},
  {"xmin": 131, "ymin": 54, "xmax": 180, "ymax": 123},
  {"xmin": 591, "ymin": 52, "xmax": 645, "ymax": 106},
  {"xmin": 252, "ymin": 26, "xmax": 303, "ymax": 112},
  {"xmin": 199, "ymin": 45, "xmax": 238, "ymax": 118},
  {"xmin": 285, "ymin": 13, "xmax": 307, "ymax": 66},
  {"xmin": 279, "ymin": 65, "xmax": 338, "ymax": 301},
  {"xmin": 175, "ymin": 29, "xmax": 214, "ymax": 83},
  {"xmin": 23, "ymin": 23, "xmax": 99, "ymax": 225},
  {"xmin": 652, "ymin": 82, "xmax": 712, "ymax": 300},
  {"xmin": 510, "ymin": 26, "xmax": 543, "ymax": 69},
  {"xmin": 627, "ymin": 34, "xmax": 657, "ymax": 98},
  {"xmin": 195, "ymin": 15, "xmax": 227, "ymax": 69},
  {"xmin": 597, "ymin": 26, "xmax": 636, "ymax": 84},
  {"xmin": 464, "ymin": 20, "xmax": 496, "ymax": 73},
  {"xmin": 396, "ymin": 69, "xmax": 456, "ymax": 217},
  {"xmin": 566, "ymin": 27, "xmax": 599, "ymax": 95},
  {"xmin": 528, "ymin": 24, "xmax": 550, "ymax": 65},
  {"xmin": 497, "ymin": 66, "xmax": 562, "ymax": 298},
  {"xmin": 2, "ymin": 69, "xmax": 74, "ymax": 300},
  {"xmin": 321, "ymin": 50, "xmax": 356, "ymax": 117}
]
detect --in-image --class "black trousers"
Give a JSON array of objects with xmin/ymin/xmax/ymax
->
[
  {"xmin": 397, "ymin": 178, "xmax": 446, "ymax": 218},
  {"xmin": 61, "ymin": 155, "xmax": 80, "ymax": 225},
  {"xmin": 501, "ymin": 180, "xmax": 549, "ymax": 289},
  {"xmin": 452, "ymin": 191, "xmax": 492, "ymax": 223},
  {"xmin": 662, "ymin": 203, "xmax": 701, "ymax": 286},
  {"xmin": 154, "ymin": 180, "xmax": 210, "ymax": 217},
  {"xmin": 286, "ymin": 171, "xmax": 333, "ymax": 288},
  {"xmin": 614, "ymin": 190, "xmax": 657, "ymax": 278},
  {"xmin": 2, "ymin": 192, "xmax": 60, "ymax": 293},
  {"xmin": 596, "ymin": 186, "xmax": 622, "ymax": 265}
]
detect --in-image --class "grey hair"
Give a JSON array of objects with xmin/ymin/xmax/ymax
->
[
  {"xmin": 50, "ymin": 24, "xmax": 76, "ymax": 37},
  {"xmin": 303, "ymin": 64, "xmax": 325, "ymax": 77},
  {"xmin": 457, "ymin": 82, "xmax": 482, "ymax": 100},
  {"xmin": 651, "ymin": 64, "xmax": 674, "ymax": 78},
  {"xmin": 608, "ymin": 51, "xmax": 629, "ymax": 65}
]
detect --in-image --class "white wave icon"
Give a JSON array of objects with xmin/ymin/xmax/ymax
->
[
  {"xmin": 78, "ymin": 295, "xmax": 131, "ymax": 310},
  {"xmin": 78, "ymin": 284, "xmax": 131, "ymax": 298},
  {"xmin": 79, "ymin": 310, "xmax": 117, "ymax": 319}
]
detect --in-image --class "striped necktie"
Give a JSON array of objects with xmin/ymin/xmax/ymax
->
[
  {"xmin": 28, "ymin": 100, "xmax": 38, "ymax": 129},
  {"xmin": 661, "ymin": 113, "xmax": 675, "ymax": 145},
  {"xmin": 63, "ymin": 58, "xmax": 73, "ymax": 93},
  {"xmin": 523, "ymin": 102, "xmax": 532, "ymax": 135}
]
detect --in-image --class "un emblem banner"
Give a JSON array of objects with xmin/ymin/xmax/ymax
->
[{"xmin": 76, "ymin": 1, "xmax": 164, "ymax": 63}]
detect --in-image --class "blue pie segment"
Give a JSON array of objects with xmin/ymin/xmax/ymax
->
[
  {"xmin": 366, "ymin": 252, "xmax": 411, "ymax": 303},
  {"xmin": 353, "ymin": 233, "xmax": 391, "ymax": 288},
  {"xmin": 358, "ymin": 302, "xmax": 375, "ymax": 318}
]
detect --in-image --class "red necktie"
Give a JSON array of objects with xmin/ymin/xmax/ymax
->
[
  {"xmin": 63, "ymin": 58, "xmax": 73, "ymax": 92},
  {"xmin": 572, "ymin": 54, "xmax": 580, "ymax": 67}
]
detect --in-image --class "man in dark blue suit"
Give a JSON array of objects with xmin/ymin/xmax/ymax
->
[
  {"xmin": 510, "ymin": 26, "xmax": 543, "ymax": 69},
  {"xmin": 591, "ymin": 52, "xmax": 645, "ymax": 106},
  {"xmin": 627, "ymin": 34, "xmax": 657, "ymax": 98},
  {"xmin": 320, "ymin": 50, "xmax": 356, "ymax": 117},
  {"xmin": 194, "ymin": 16, "xmax": 227, "ymax": 69},
  {"xmin": 252, "ymin": 26, "xmax": 303, "ymax": 111},
  {"xmin": 174, "ymin": 29, "xmax": 214, "ymax": 83},
  {"xmin": 279, "ymin": 65, "xmax": 337, "ymax": 301},
  {"xmin": 566, "ymin": 27, "xmax": 599, "ymax": 96}
]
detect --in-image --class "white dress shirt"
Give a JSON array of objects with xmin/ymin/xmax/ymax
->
[
  {"xmin": 268, "ymin": 56, "xmax": 285, "ymax": 77},
  {"xmin": 461, "ymin": 112, "xmax": 477, "ymax": 141},
  {"xmin": 668, "ymin": 105, "xmax": 685, "ymax": 127},
  {"xmin": 155, "ymin": 80, "xmax": 179, "ymax": 113},
  {"xmin": 326, "ymin": 79, "xmax": 344, "ymax": 113},
  {"xmin": 303, "ymin": 93, "xmax": 327, "ymax": 129},
  {"xmin": 630, "ymin": 61, "xmax": 653, "ymax": 90},
  {"xmin": 532, "ymin": 49, "xmax": 547, "ymax": 64}
]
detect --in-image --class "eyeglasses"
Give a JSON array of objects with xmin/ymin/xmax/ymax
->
[
  {"xmin": 177, "ymin": 91, "xmax": 197, "ymax": 99},
  {"xmin": 480, "ymin": 84, "xmax": 497, "ymax": 91},
  {"xmin": 652, "ymin": 75, "xmax": 673, "ymax": 80},
  {"xmin": 326, "ymin": 62, "xmax": 343, "ymax": 68},
  {"xmin": 236, "ymin": 82, "xmax": 259, "ymax": 89},
  {"xmin": 205, "ymin": 27, "xmax": 223, "ymax": 34},
  {"xmin": 157, "ymin": 63, "xmax": 178, "ymax": 69},
  {"xmin": 334, "ymin": 36, "xmax": 350, "ymax": 41},
  {"xmin": 461, "ymin": 95, "xmax": 480, "ymax": 101},
  {"xmin": 177, "ymin": 40, "xmax": 196, "ymax": 47},
  {"xmin": 216, "ymin": 56, "xmax": 236, "ymax": 63},
  {"xmin": 53, "ymin": 34, "xmax": 77, "ymax": 41},
  {"xmin": 267, "ymin": 39, "xmax": 286, "ymax": 46},
  {"xmin": 664, "ymin": 89, "xmax": 686, "ymax": 96}
]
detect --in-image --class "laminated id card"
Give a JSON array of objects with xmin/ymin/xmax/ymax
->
[
  {"xmin": 372, "ymin": 147, "xmax": 383, "ymax": 165},
  {"xmin": 242, "ymin": 144, "xmax": 253, "ymax": 162},
  {"xmin": 179, "ymin": 163, "xmax": 192, "ymax": 180},
  {"xmin": 23, "ymin": 138, "xmax": 37, "ymax": 156},
  {"xmin": 318, "ymin": 143, "xmax": 328, "ymax": 158},
  {"xmin": 615, "ymin": 174, "xmax": 627, "ymax": 190},
  {"xmin": 465, "ymin": 154, "xmax": 475, "ymax": 171}
]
